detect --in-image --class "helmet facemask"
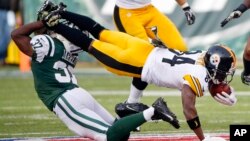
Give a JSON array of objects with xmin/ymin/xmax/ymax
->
[{"xmin": 206, "ymin": 63, "xmax": 235, "ymax": 84}]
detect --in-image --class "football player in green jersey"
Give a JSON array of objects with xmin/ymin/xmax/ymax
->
[{"xmin": 10, "ymin": 1, "xmax": 179, "ymax": 140}]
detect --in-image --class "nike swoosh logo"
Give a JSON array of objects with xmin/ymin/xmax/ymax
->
[
  {"xmin": 165, "ymin": 114, "xmax": 174, "ymax": 121},
  {"xmin": 126, "ymin": 105, "xmax": 138, "ymax": 112}
]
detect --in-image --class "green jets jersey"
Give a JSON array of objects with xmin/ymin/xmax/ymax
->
[{"xmin": 30, "ymin": 35, "xmax": 79, "ymax": 111}]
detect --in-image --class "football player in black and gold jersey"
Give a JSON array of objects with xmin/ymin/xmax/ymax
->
[
  {"xmin": 43, "ymin": 7, "xmax": 238, "ymax": 140},
  {"xmin": 113, "ymin": 0, "xmax": 195, "ymax": 108}
]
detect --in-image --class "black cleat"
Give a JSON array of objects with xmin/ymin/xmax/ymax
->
[
  {"xmin": 115, "ymin": 102, "xmax": 149, "ymax": 132},
  {"xmin": 241, "ymin": 71, "xmax": 250, "ymax": 85},
  {"xmin": 152, "ymin": 97, "xmax": 180, "ymax": 129},
  {"xmin": 115, "ymin": 102, "xmax": 149, "ymax": 118}
]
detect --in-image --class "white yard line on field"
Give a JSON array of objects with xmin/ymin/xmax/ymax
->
[{"xmin": 89, "ymin": 90, "xmax": 250, "ymax": 96}]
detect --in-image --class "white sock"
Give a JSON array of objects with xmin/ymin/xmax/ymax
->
[
  {"xmin": 127, "ymin": 84, "xmax": 143, "ymax": 103},
  {"xmin": 143, "ymin": 107, "xmax": 155, "ymax": 121}
]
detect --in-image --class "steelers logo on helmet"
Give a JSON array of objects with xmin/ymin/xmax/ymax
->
[{"xmin": 209, "ymin": 54, "xmax": 220, "ymax": 68}]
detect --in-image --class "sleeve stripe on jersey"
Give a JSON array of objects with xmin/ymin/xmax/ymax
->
[
  {"xmin": 71, "ymin": 48, "xmax": 83, "ymax": 54},
  {"xmin": 193, "ymin": 77, "xmax": 203, "ymax": 97},
  {"xmin": 45, "ymin": 35, "xmax": 55, "ymax": 57},
  {"xmin": 183, "ymin": 75, "xmax": 203, "ymax": 97}
]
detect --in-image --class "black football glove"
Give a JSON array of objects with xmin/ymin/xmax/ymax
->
[
  {"xmin": 221, "ymin": 4, "xmax": 248, "ymax": 27},
  {"xmin": 43, "ymin": 11, "xmax": 61, "ymax": 27},
  {"xmin": 183, "ymin": 6, "xmax": 196, "ymax": 25},
  {"xmin": 42, "ymin": 2, "xmax": 67, "ymax": 28},
  {"xmin": 37, "ymin": 0, "xmax": 58, "ymax": 21}
]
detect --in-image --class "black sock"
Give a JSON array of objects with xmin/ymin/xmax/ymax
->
[
  {"xmin": 243, "ymin": 57, "xmax": 250, "ymax": 75},
  {"xmin": 61, "ymin": 11, "xmax": 105, "ymax": 39},
  {"xmin": 132, "ymin": 77, "xmax": 148, "ymax": 90},
  {"xmin": 53, "ymin": 23, "xmax": 93, "ymax": 52}
]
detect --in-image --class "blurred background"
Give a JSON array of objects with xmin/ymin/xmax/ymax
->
[{"xmin": 0, "ymin": 0, "xmax": 249, "ymax": 71}]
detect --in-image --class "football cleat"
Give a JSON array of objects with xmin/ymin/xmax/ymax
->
[
  {"xmin": 241, "ymin": 71, "xmax": 250, "ymax": 85},
  {"xmin": 115, "ymin": 102, "xmax": 149, "ymax": 132},
  {"xmin": 115, "ymin": 102, "xmax": 149, "ymax": 118},
  {"xmin": 152, "ymin": 97, "xmax": 180, "ymax": 129}
]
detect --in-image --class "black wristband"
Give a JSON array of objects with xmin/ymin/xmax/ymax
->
[
  {"xmin": 236, "ymin": 4, "xmax": 248, "ymax": 13},
  {"xmin": 183, "ymin": 6, "xmax": 191, "ymax": 11},
  {"xmin": 187, "ymin": 116, "xmax": 201, "ymax": 130}
]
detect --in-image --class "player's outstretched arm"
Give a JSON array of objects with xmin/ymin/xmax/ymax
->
[
  {"xmin": 176, "ymin": 0, "xmax": 195, "ymax": 25},
  {"xmin": 11, "ymin": 21, "xmax": 45, "ymax": 57},
  {"xmin": 221, "ymin": 0, "xmax": 250, "ymax": 27},
  {"xmin": 181, "ymin": 84, "xmax": 205, "ymax": 140}
]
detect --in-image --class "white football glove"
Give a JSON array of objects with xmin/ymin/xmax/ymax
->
[{"xmin": 213, "ymin": 87, "xmax": 237, "ymax": 106}]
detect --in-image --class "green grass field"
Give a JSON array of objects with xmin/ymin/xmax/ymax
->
[{"xmin": 0, "ymin": 70, "xmax": 249, "ymax": 138}]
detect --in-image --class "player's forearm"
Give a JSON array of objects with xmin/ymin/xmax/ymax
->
[
  {"xmin": 52, "ymin": 23, "xmax": 93, "ymax": 52},
  {"xmin": 12, "ymin": 21, "xmax": 44, "ymax": 37},
  {"xmin": 182, "ymin": 85, "xmax": 204, "ymax": 140},
  {"xmin": 235, "ymin": 0, "xmax": 250, "ymax": 14},
  {"xmin": 181, "ymin": 85, "xmax": 197, "ymax": 119},
  {"xmin": 11, "ymin": 21, "xmax": 44, "ymax": 57},
  {"xmin": 60, "ymin": 11, "xmax": 105, "ymax": 39},
  {"xmin": 193, "ymin": 127, "xmax": 205, "ymax": 141},
  {"xmin": 243, "ymin": 0, "xmax": 250, "ymax": 8},
  {"xmin": 184, "ymin": 108, "xmax": 205, "ymax": 140}
]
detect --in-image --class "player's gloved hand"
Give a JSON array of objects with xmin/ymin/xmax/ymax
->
[
  {"xmin": 42, "ymin": 2, "xmax": 67, "ymax": 28},
  {"xmin": 42, "ymin": 11, "xmax": 61, "ymax": 27},
  {"xmin": 37, "ymin": 0, "xmax": 58, "ymax": 21},
  {"xmin": 221, "ymin": 4, "xmax": 248, "ymax": 27},
  {"xmin": 183, "ymin": 6, "xmax": 195, "ymax": 25},
  {"xmin": 213, "ymin": 87, "xmax": 237, "ymax": 106}
]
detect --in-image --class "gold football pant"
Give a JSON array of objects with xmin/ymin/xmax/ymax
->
[
  {"xmin": 113, "ymin": 4, "xmax": 187, "ymax": 51},
  {"xmin": 88, "ymin": 30, "xmax": 154, "ymax": 78}
]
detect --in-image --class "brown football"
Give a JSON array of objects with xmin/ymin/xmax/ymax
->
[{"xmin": 208, "ymin": 81, "xmax": 231, "ymax": 97}]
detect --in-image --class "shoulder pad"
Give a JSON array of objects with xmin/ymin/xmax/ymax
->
[{"xmin": 30, "ymin": 35, "xmax": 55, "ymax": 63}]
